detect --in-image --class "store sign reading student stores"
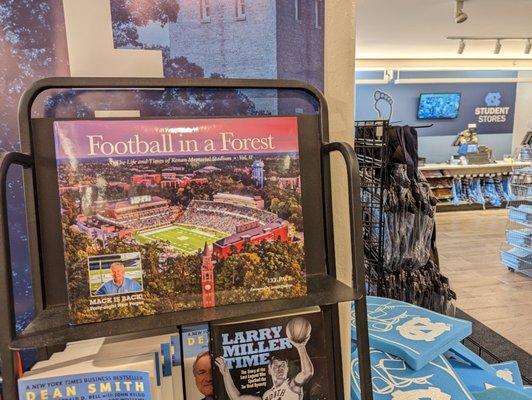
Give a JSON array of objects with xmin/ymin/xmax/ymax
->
[
  {"xmin": 475, "ymin": 92, "xmax": 511, "ymax": 124},
  {"xmin": 472, "ymin": 87, "xmax": 516, "ymax": 133}
]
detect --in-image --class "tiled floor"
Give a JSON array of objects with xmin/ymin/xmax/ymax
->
[{"xmin": 436, "ymin": 209, "xmax": 532, "ymax": 354}]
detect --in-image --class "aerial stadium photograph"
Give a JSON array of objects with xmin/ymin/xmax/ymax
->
[{"xmin": 54, "ymin": 117, "xmax": 307, "ymax": 324}]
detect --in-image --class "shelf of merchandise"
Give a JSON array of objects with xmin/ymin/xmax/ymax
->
[
  {"xmin": 430, "ymin": 186, "xmax": 453, "ymax": 189},
  {"xmin": 500, "ymin": 165, "xmax": 532, "ymax": 278},
  {"xmin": 419, "ymin": 161, "xmax": 530, "ymax": 172},
  {"xmin": 0, "ymin": 78, "xmax": 374, "ymax": 400},
  {"xmin": 436, "ymin": 201, "xmax": 509, "ymax": 212},
  {"xmin": 420, "ymin": 161, "xmax": 529, "ymax": 212}
]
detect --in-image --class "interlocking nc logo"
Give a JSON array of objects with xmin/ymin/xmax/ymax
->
[
  {"xmin": 485, "ymin": 92, "xmax": 502, "ymax": 107},
  {"xmin": 396, "ymin": 317, "xmax": 451, "ymax": 342}
]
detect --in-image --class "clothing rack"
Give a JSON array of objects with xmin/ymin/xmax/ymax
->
[
  {"xmin": 389, "ymin": 122, "xmax": 434, "ymax": 129},
  {"xmin": 354, "ymin": 120, "xmax": 455, "ymax": 312},
  {"xmin": 353, "ymin": 120, "xmax": 390, "ymax": 292}
]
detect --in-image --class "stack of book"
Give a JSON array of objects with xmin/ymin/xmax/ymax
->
[
  {"xmin": 350, "ymin": 296, "xmax": 531, "ymax": 399},
  {"xmin": 18, "ymin": 329, "xmax": 183, "ymax": 400},
  {"xmin": 18, "ymin": 307, "xmax": 332, "ymax": 400}
]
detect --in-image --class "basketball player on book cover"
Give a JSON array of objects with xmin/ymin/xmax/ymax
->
[{"xmin": 215, "ymin": 318, "xmax": 314, "ymax": 400}]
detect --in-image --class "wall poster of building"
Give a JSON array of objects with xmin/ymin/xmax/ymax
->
[{"xmin": 55, "ymin": 116, "xmax": 306, "ymax": 324}]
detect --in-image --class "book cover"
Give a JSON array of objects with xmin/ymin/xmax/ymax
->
[
  {"xmin": 54, "ymin": 117, "xmax": 306, "ymax": 324},
  {"xmin": 42, "ymin": 330, "xmax": 177, "ymax": 365},
  {"xmin": 351, "ymin": 348, "xmax": 475, "ymax": 400},
  {"xmin": 21, "ymin": 332, "xmax": 188, "ymax": 400},
  {"xmin": 351, "ymin": 296, "xmax": 472, "ymax": 370},
  {"xmin": 211, "ymin": 309, "xmax": 330, "ymax": 400},
  {"xmin": 170, "ymin": 333, "xmax": 185, "ymax": 400},
  {"xmin": 18, "ymin": 371, "xmax": 153, "ymax": 400},
  {"xmin": 20, "ymin": 352, "xmax": 160, "ymax": 399},
  {"xmin": 160, "ymin": 343, "xmax": 174, "ymax": 400},
  {"xmin": 181, "ymin": 324, "xmax": 212, "ymax": 400}
]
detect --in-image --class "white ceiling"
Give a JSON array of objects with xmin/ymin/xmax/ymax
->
[{"xmin": 355, "ymin": 0, "xmax": 532, "ymax": 59}]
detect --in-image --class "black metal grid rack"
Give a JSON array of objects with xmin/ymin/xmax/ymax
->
[
  {"xmin": 353, "ymin": 120, "xmax": 389, "ymax": 296},
  {"xmin": 0, "ymin": 78, "xmax": 373, "ymax": 399}
]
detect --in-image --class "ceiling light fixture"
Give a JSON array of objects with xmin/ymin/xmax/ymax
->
[
  {"xmin": 494, "ymin": 39, "xmax": 502, "ymax": 54},
  {"xmin": 457, "ymin": 39, "xmax": 466, "ymax": 54},
  {"xmin": 454, "ymin": 0, "xmax": 468, "ymax": 23},
  {"xmin": 446, "ymin": 37, "xmax": 532, "ymax": 56}
]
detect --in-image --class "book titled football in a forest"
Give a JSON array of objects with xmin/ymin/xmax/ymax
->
[
  {"xmin": 54, "ymin": 117, "xmax": 307, "ymax": 324},
  {"xmin": 211, "ymin": 308, "xmax": 330, "ymax": 400}
]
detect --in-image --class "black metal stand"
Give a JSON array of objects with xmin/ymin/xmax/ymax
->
[
  {"xmin": 0, "ymin": 78, "xmax": 373, "ymax": 399},
  {"xmin": 353, "ymin": 120, "xmax": 390, "ymax": 296}
]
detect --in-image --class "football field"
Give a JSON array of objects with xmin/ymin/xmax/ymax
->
[{"xmin": 135, "ymin": 224, "xmax": 228, "ymax": 254}]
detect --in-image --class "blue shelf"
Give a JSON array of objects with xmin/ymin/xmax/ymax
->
[
  {"xmin": 506, "ymin": 228, "xmax": 532, "ymax": 248},
  {"xmin": 509, "ymin": 205, "xmax": 532, "ymax": 225},
  {"xmin": 500, "ymin": 247, "xmax": 532, "ymax": 272}
]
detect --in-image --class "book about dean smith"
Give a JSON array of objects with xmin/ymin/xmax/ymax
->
[
  {"xmin": 212, "ymin": 310, "xmax": 329, "ymax": 400},
  {"xmin": 54, "ymin": 117, "xmax": 306, "ymax": 324}
]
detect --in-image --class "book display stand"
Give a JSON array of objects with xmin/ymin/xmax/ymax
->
[{"xmin": 0, "ymin": 78, "xmax": 372, "ymax": 399}]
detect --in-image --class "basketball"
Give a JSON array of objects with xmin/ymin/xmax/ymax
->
[{"xmin": 286, "ymin": 317, "xmax": 312, "ymax": 344}]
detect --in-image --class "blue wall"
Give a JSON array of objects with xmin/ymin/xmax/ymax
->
[{"xmin": 355, "ymin": 71, "xmax": 518, "ymax": 162}]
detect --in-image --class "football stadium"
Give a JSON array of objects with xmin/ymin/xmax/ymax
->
[
  {"xmin": 134, "ymin": 224, "xmax": 228, "ymax": 255},
  {"xmin": 133, "ymin": 199, "xmax": 289, "ymax": 255},
  {"xmin": 79, "ymin": 193, "xmax": 290, "ymax": 256}
]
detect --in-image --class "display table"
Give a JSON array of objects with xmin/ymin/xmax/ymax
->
[{"xmin": 420, "ymin": 161, "xmax": 530, "ymax": 175}]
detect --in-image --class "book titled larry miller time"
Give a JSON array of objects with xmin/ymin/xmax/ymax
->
[
  {"xmin": 211, "ymin": 308, "xmax": 331, "ymax": 400},
  {"xmin": 53, "ymin": 117, "xmax": 307, "ymax": 324}
]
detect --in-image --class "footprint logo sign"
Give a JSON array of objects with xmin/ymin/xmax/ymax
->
[
  {"xmin": 374, "ymin": 90, "xmax": 394, "ymax": 121},
  {"xmin": 485, "ymin": 92, "xmax": 502, "ymax": 107}
]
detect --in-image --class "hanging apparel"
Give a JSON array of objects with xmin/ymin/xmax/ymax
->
[{"xmin": 355, "ymin": 123, "xmax": 455, "ymax": 314}]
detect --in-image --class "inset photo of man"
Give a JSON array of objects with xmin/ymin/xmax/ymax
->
[{"xmin": 88, "ymin": 252, "xmax": 143, "ymax": 296}]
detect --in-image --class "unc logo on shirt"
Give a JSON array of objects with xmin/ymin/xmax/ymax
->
[
  {"xmin": 263, "ymin": 388, "xmax": 286, "ymax": 400},
  {"xmin": 261, "ymin": 379, "xmax": 302, "ymax": 400},
  {"xmin": 396, "ymin": 317, "xmax": 451, "ymax": 342}
]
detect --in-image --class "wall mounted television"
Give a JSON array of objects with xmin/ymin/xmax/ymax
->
[{"xmin": 417, "ymin": 93, "xmax": 461, "ymax": 119}]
